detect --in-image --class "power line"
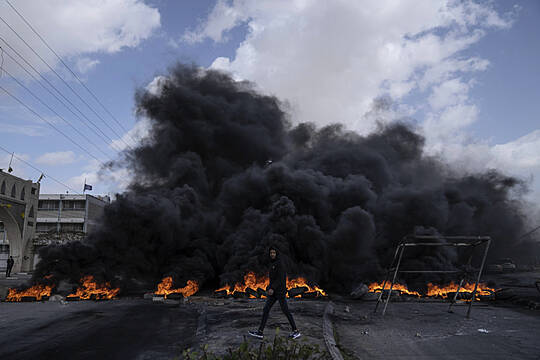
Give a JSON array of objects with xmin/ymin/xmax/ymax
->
[
  {"xmin": 5, "ymin": 0, "xmax": 139, "ymax": 146},
  {"xmin": 518, "ymin": 225, "xmax": 540, "ymax": 241},
  {"xmin": 0, "ymin": 36, "xmax": 124, "ymax": 153},
  {"xmin": 0, "ymin": 40, "xmax": 122, "ymax": 154},
  {"xmin": 0, "ymin": 13, "xmax": 134, "ymax": 151},
  {"xmin": 0, "ymin": 144, "xmax": 81, "ymax": 194},
  {"xmin": 0, "ymin": 45, "xmax": 4, "ymax": 77},
  {"xmin": 1, "ymin": 66, "xmax": 115, "ymax": 162},
  {"xmin": 0, "ymin": 84, "xmax": 106, "ymax": 167}
]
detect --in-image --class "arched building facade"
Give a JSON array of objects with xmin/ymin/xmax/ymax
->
[{"xmin": 0, "ymin": 170, "xmax": 40, "ymax": 273}]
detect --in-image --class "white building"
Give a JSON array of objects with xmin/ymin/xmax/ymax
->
[{"xmin": 35, "ymin": 194, "xmax": 110, "ymax": 244}]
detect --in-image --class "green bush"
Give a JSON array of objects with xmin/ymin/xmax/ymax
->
[{"xmin": 182, "ymin": 330, "xmax": 328, "ymax": 360}]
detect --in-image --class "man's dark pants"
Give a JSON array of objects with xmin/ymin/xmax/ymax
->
[
  {"xmin": 258, "ymin": 294, "xmax": 297, "ymax": 332},
  {"xmin": 6, "ymin": 265, "xmax": 12, "ymax": 277}
]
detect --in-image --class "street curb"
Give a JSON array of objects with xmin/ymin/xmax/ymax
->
[{"xmin": 323, "ymin": 301, "xmax": 344, "ymax": 360}]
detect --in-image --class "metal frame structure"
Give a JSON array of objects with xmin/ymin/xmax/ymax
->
[{"xmin": 374, "ymin": 235, "xmax": 491, "ymax": 318}]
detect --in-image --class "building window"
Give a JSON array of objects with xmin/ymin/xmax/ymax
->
[
  {"xmin": 60, "ymin": 223, "xmax": 84, "ymax": 232},
  {"xmin": 36, "ymin": 223, "xmax": 57, "ymax": 233},
  {"xmin": 10, "ymin": 184, "xmax": 16, "ymax": 198},
  {"xmin": 20, "ymin": 187, "xmax": 25, "ymax": 201},
  {"xmin": 29, "ymin": 206, "xmax": 35, "ymax": 218},
  {"xmin": 38, "ymin": 200, "xmax": 59, "ymax": 210},
  {"xmin": 0, "ymin": 181, "xmax": 5, "ymax": 195},
  {"xmin": 31, "ymin": 187, "xmax": 36, "ymax": 195},
  {"xmin": 62, "ymin": 200, "xmax": 86, "ymax": 210}
]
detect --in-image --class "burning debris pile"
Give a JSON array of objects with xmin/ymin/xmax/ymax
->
[
  {"xmin": 154, "ymin": 277, "xmax": 199, "ymax": 299},
  {"xmin": 66, "ymin": 276, "xmax": 120, "ymax": 301},
  {"xmin": 6, "ymin": 284, "xmax": 54, "ymax": 302},
  {"xmin": 27, "ymin": 63, "xmax": 534, "ymax": 296},
  {"xmin": 368, "ymin": 281, "xmax": 497, "ymax": 301},
  {"xmin": 5, "ymin": 276, "xmax": 120, "ymax": 302},
  {"xmin": 213, "ymin": 271, "xmax": 326, "ymax": 299}
]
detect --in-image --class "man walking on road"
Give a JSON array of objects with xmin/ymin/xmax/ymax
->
[{"xmin": 249, "ymin": 246, "xmax": 301, "ymax": 340}]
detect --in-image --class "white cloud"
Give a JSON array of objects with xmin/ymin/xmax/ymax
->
[
  {"xmin": 419, "ymin": 57, "xmax": 489, "ymax": 91},
  {"xmin": 167, "ymin": 37, "xmax": 180, "ymax": 49},
  {"xmin": 65, "ymin": 158, "xmax": 132, "ymax": 196},
  {"xmin": 38, "ymin": 115, "xmax": 151, "ymax": 195},
  {"xmin": 491, "ymin": 130, "xmax": 540, "ymax": 170},
  {"xmin": 75, "ymin": 57, "xmax": 100, "ymax": 73},
  {"xmin": 35, "ymin": 151, "xmax": 77, "ymax": 166},
  {"xmin": 196, "ymin": 0, "xmax": 511, "ymax": 134},
  {"xmin": 145, "ymin": 75, "xmax": 168, "ymax": 96},
  {"xmin": 428, "ymin": 78, "xmax": 471, "ymax": 110},
  {"xmin": 183, "ymin": 0, "xmax": 249, "ymax": 43},
  {"xmin": 191, "ymin": 0, "xmax": 540, "ymax": 204},
  {"xmin": 0, "ymin": 0, "xmax": 161, "ymax": 77},
  {"xmin": 54, "ymin": 117, "xmax": 153, "ymax": 195},
  {"xmin": 109, "ymin": 116, "xmax": 152, "ymax": 151},
  {"xmin": 423, "ymin": 104, "xmax": 479, "ymax": 144},
  {"xmin": 424, "ymin": 129, "xmax": 540, "ymax": 204}
]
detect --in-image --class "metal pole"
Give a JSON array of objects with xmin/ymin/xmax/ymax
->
[
  {"xmin": 374, "ymin": 271, "xmax": 389, "ymax": 313},
  {"xmin": 449, "ymin": 249, "xmax": 475, "ymax": 313},
  {"xmin": 447, "ymin": 277, "xmax": 464, "ymax": 313},
  {"xmin": 374, "ymin": 241, "xmax": 403, "ymax": 313},
  {"xmin": 467, "ymin": 238, "xmax": 491, "ymax": 318},
  {"xmin": 382, "ymin": 244, "xmax": 405, "ymax": 316}
]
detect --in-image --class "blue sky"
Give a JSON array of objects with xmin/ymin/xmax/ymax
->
[
  {"xmin": 466, "ymin": 0, "xmax": 540, "ymax": 142},
  {"xmin": 0, "ymin": 0, "xmax": 538, "ymax": 209}
]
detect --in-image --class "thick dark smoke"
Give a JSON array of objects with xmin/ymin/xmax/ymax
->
[{"xmin": 32, "ymin": 64, "xmax": 535, "ymax": 293}]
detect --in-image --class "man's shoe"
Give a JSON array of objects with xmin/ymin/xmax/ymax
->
[
  {"xmin": 289, "ymin": 330, "xmax": 301, "ymax": 339},
  {"xmin": 248, "ymin": 329, "xmax": 263, "ymax": 339}
]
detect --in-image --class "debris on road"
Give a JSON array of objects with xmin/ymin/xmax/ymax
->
[{"xmin": 351, "ymin": 283, "xmax": 369, "ymax": 299}]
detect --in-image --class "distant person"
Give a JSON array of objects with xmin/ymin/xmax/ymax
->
[
  {"xmin": 6, "ymin": 256, "xmax": 14, "ymax": 277},
  {"xmin": 249, "ymin": 246, "xmax": 301, "ymax": 340}
]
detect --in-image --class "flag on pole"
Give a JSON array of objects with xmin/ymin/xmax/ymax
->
[
  {"xmin": 83, "ymin": 178, "xmax": 92, "ymax": 193},
  {"xmin": 7, "ymin": 152, "xmax": 13, "ymax": 173}
]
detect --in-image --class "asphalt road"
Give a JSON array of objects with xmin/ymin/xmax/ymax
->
[
  {"xmin": 1, "ymin": 271, "xmax": 539, "ymax": 359},
  {"xmin": 0, "ymin": 299, "xmax": 199, "ymax": 360}
]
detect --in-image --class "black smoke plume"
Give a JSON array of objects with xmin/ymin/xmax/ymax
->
[{"xmin": 32, "ymin": 64, "xmax": 535, "ymax": 293}]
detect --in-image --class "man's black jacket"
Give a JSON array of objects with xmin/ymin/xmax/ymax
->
[{"xmin": 268, "ymin": 257, "xmax": 286, "ymax": 297}]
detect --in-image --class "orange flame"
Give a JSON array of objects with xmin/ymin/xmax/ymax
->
[
  {"xmin": 426, "ymin": 282, "xmax": 496, "ymax": 299},
  {"xmin": 155, "ymin": 277, "xmax": 199, "ymax": 298},
  {"xmin": 215, "ymin": 271, "xmax": 327, "ymax": 298},
  {"xmin": 67, "ymin": 275, "xmax": 120, "ymax": 300},
  {"xmin": 6, "ymin": 284, "xmax": 54, "ymax": 301},
  {"xmin": 368, "ymin": 282, "xmax": 421, "ymax": 297},
  {"xmin": 287, "ymin": 276, "xmax": 327, "ymax": 297},
  {"xmin": 216, "ymin": 272, "xmax": 269, "ymax": 297},
  {"xmin": 369, "ymin": 281, "xmax": 496, "ymax": 299}
]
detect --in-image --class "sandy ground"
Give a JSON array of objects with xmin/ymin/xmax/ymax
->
[{"xmin": 1, "ymin": 271, "xmax": 539, "ymax": 360}]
